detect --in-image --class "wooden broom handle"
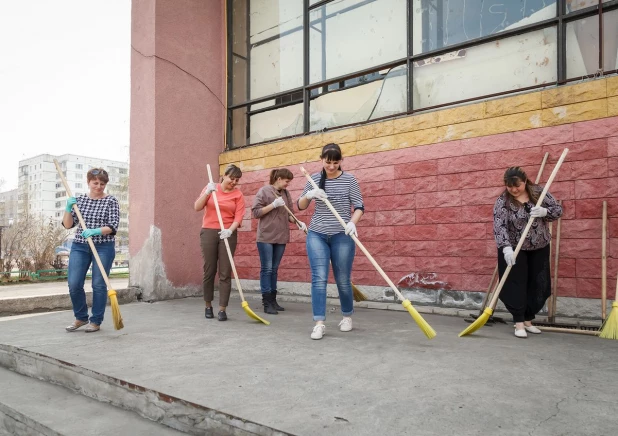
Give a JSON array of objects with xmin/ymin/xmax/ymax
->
[
  {"xmin": 53, "ymin": 159, "xmax": 113, "ymax": 291},
  {"xmin": 602, "ymin": 201, "xmax": 607, "ymax": 320},
  {"xmin": 489, "ymin": 148, "xmax": 569, "ymax": 310},
  {"xmin": 206, "ymin": 165, "xmax": 246, "ymax": 301},
  {"xmin": 300, "ymin": 167, "xmax": 407, "ymax": 301},
  {"xmin": 279, "ymin": 200, "xmax": 308, "ymax": 235}
]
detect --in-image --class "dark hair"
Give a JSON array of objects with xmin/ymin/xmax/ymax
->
[
  {"xmin": 319, "ymin": 143, "xmax": 343, "ymax": 189},
  {"xmin": 224, "ymin": 164, "xmax": 242, "ymax": 180},
  {"xmin": 87, "ymin": 168, "xmax": 109, "ymax": 184},
  {"xmin": 269, "ymin": 168, "xmax": 293, "ymax": 185},
  {"xmin": 503, "ymin": 166, "xmax": 538, "ymax": 206}
]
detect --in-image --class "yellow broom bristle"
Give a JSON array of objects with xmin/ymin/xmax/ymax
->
[
  {"xmin": 107, "ymin": 290, "xmax": 124, "ymax": 330},
  {"xmin": 402, "ymin": 300, "xmax": 436, "ymax": 339},
  {"xmin": 352, "ymin": 284, "xmax": 368, "ymax": 302},
  {"xmin": 459, "ymin": 308, "xmax": 493, "ymax": 337},
  {"xmin": 599, "ymin": 302, "xmax": 618, "ymax": 340},
  {"xmin": 241, "ymin": 301, "xmax": 270, "ymax": 325}
]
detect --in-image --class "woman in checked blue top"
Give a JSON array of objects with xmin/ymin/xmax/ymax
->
[
  {"xmin": 298, "ymin": 143, "xmax": 364, "ymax": 340},
  {"xmin": 61, "ymin": 168, "xmax": 120, "ymax": 333}
]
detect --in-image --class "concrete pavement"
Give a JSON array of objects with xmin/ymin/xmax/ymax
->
[
  {"xmin": 1, "ymin": 296, "xmax": 617, "ymax": 436},
  {"xmin": 0, "ymin": 278, "xmax": 129, "ymax": 298}
]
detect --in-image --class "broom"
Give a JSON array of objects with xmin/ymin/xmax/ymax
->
[
  {"xmin": 300, "ymin": 167, "xmax": 436, "ymax": 339},
  {"xmin": 53, "ymin": 159, "xmax": 123, "ymax": 330},
  {"xmin": 459, "ymin": 148, "xmax": 569, "ymax": 337},
  {"xmin": 600, "ymin": 201, "xmax": 618, "ymax": 339},
  {"xmin": 279, "ymin": 201, "xmax": 368, "ymax": 302},
  {"xmin": 206, "ymin": 164, "xmax": 269, "ymax": 325}
]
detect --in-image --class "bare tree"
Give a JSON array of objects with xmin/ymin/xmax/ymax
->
[{"xmin": 24, "ymin": 217, "xmax": 70, "ymax": 272}]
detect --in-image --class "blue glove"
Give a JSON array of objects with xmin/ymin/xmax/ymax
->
[
  {"xmin": 65, "ymin": 197, "xmax": 77, "ymax": 212},
  {"xmin": 81, "ymin": 228, "xmax": 103, "ymax": 239}
]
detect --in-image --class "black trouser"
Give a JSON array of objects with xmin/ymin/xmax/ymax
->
[{"xmin": 497, "ymin": 245, "xmax": 551, "ymax": 323}]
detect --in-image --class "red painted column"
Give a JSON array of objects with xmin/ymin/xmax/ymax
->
[{"xmin": 129, "ymin": 0, "xmax": 225, "ymax": 299}]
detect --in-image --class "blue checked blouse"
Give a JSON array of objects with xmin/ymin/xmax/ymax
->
[{"xmin": 65, "ymin": 195, "xmax": 120, "ymax": 244}]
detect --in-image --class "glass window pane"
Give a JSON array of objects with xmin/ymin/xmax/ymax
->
[
  {"xmin": 309, "ymin": 0, "xmax": 407, "ymax": 83},
  {"xmin": 232, "ymin": 0, "xmax": 303, "ymax": 102},
  {"xmin": 604, "ymin": 10, "xmax": 618, "ymax": 72},
  {"xmin": 566, "ymin": 17, "xmax": 599, "ymax": 79},
  {"xmin": 412, "ymin": 0, "xmax": 557, "ymax": 55},
  {"xmin": 413, "ymin": 27, "xmax": 557, "ymax": 109},
  {"xmin": 310, "ymin": 65, "xmax": 407, "ymax": 131},
  {"xmin": 231, "ymin": 104, "xmax": 304, "ymax": 148},
  {"xmin": 566, "ymin": 0, "xmax": 598, "ymax": 13}
]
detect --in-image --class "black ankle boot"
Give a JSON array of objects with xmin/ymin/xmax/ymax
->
[
  {"xmin": 263, "ymin": 293, "xmax": 278, "ymax": 315},
  {"xmin": 272, "ymin": 290, "xmax": 285, "ymax": 311}
]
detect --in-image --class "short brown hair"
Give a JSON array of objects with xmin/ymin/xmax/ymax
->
[
  {"xmin": 224, "ymin": 164, "xmax": 242, "ymax": 180},
  {"xmin": 87, "ymin": 168, "xmax": 109, "ymax": 183}
]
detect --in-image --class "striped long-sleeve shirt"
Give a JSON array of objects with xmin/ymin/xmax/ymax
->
[{"xmin": 300, "ymin": 172, "xmax": 364, "ymax": 235}]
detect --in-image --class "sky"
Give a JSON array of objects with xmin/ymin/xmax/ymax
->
[{"xmin": 0, "ymin": 0, "xmax": 130, "ymax": 191}]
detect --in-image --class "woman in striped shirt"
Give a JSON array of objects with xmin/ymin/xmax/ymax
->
[{"xmin": 298, "ymin": 143, "xmax": 364, "ymax": 340}]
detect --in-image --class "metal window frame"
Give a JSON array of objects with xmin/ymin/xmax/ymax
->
[{"xmin": 227, "ymin": 0, "xmax": 618, "ymax": 150}]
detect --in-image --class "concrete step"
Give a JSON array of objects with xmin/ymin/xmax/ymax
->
[{"xmin": 0, "ymin": 367, "xmax": 185, "ymax": 436}]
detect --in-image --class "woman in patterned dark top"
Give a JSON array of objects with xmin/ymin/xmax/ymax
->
[
  {"xmin": 298, "ymin": 143, "xmax": 364, "ymax": 340},
  {"xmin": 493, "ymin": 166, "xmax": 562, "ymax": 339},
  {"xmin": 62, "ymin": 168, "xmax": 120, "ymax": 333}
]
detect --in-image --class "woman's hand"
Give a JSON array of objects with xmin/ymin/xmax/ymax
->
[
  {"xmin": 305, "ymin": 188, "xmax": 327, "ymax": 200},
  {"xmin": 219, "ymin": 229, "xmax": 232, "ymax": 239},
  {"xmin": 81, "ymin": 228, "xmax": 103, "ymax": 239},
  {"xmin": 65, "ymin": 197, "xmax": 77, "ymax": 213}
]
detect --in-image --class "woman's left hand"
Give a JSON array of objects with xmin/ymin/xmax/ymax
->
[
  {"xmin": 345, "ymin": 222, "xmax": 357, "ymax": 237},
  {"xmin": 81, "ymin": 228, "xmax": 103, "ymax": 239},
  {"xmin": 219, "ymin": 229, "xmax": 232, "ymax": 239},
  {"xmin": 297, "ymin": 221, "xmax": 307, "ymax": 232},
  {"xmin": 530, "ymin": 206, "xmax": 548, "ymax": 218}
]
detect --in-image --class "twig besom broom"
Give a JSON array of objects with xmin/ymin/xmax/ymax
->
[
  {"xmin": 53, "ymin": 159, "xmax": 124, "ymax": 330},
  {"xmin": 206, "ymin": 164, "xmax": 269, "ymax": 325},
  {"xmin": 279, "ymin": 201, "xmax": 368, "ymax": 302},
  {"xmin": 300, "ymin": 167, "xmax": 436, "ymax": 339},
  {"xmin": 459, "ymin": 148, "xmax": 569, "ymax": 337}
]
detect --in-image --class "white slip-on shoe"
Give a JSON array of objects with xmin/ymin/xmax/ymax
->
[
  {"xmin": 514, "ymin": 329, "xmax": 528, "ymax": 338},
  {"xmin": 311, "ymin": 324, "xmax": 326, "ymax": 340},
  {"xmin": 338, "ymin": 317, "xmax": 353, "ymax": 332},
  {"xmin": 525, "ymin": 325, "xmax": 542, "ymax": 334}
]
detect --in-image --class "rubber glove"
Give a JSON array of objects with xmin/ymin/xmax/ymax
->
[
  {"xmin": 503, "ymin": 246, "xmax": 516, "ymax": 267},
  {"xmin": 65, "ymin": 197, "xmax": 77, "ymax": 212},
  {"xmin": 530, "ymin": 206, "xmax": 548, "ymax": 218},
  {"xmin": 81, "ymin": 228, "xmax": 103, "ymax": 239},
  {"xmin": 271, "ymin": 197, "xmax": 285, "ymax": 208},
  {"xmin": 205, "ymin": 183, "xmax": 217, "ymax": 195},
  {"xmin": 219, "ymin": 229, "xmax": 232, "ymax": 239},
  {"xmin": 305, "ymin": 188, "xmax": 327, "ymax": 200},
  {"xmin": 297, "ymin": 221, "xmax": 307, "ymax": 232},
  {"xmin": 345, "ymin": 222, "xmax": 358, "ymax": 237}
]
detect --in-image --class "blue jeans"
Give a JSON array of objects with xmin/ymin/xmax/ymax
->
[
  {"xmin": 256, "ymin": 242, "xmax": 286, "ymax": 294},
  {"xmin": 306, "ymin": 231, "xmax": 355, "ymax": 321},
  {"xmin": 67, "ymin": 241, "xmax": 115, "ymax": 325}
]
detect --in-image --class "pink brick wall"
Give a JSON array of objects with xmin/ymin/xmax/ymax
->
[{"xmin": 234, "ymin": 116, "xmax": 618, "ymax": 300}]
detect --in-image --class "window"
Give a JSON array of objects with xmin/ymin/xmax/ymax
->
[
  {"xmin": 76, "ymin": 173, "xmax": 83, "ymax": 179},
  {"xmin": 228, "ymin": 0, "xmax": 618, "ymax": 149},
  {"xmin": 75, "ymin": 163, "xmax": 83, "ymax": 170},
  {"xmin": 55, "ymin": 201, "xmax": 61, "ymax": 208},
  {"xmin": 119, "ymin": 168, "xmax": 127, "ymax": 175},
  {"xmin": 75, "ymin": 183, "xmax": 83, "ymax": 189}
]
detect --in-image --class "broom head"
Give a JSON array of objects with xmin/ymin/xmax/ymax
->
[
  {"xmin": 242, "ymin": 301, "xmax": 270, "ymax": 325},
  {"xmin": 599, "ymin": 302, "xmax": 618, "ymax": 340},
  {"xmin": 352, "ymin": 284, "xmax": 368, "ymax": 302},
  {"xmin": 459, "ymin": 307, "xmax": 493, "ymax": 337},
  {"xmin": 107, "ymin": 290, "xmax": 124, "ymax": 330},
  {"xmin": 402, "ymin": 299, "xmax": 436, "ymax": 339}
]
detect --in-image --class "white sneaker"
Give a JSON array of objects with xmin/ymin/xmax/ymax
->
[
  {"xmin": 514, "ymin": 329, "xmax": 528, "ymax": 338},
  {"xmin": 525, "ymin": 325, "xmax": 542, "ymax": 334},
  {"xmin": 311, "ymin": 324, "xmax": 325, "ymax": 340},
  {"xmin": 338, "ymin": 317, "xmax": 353, "ymax": 332}
]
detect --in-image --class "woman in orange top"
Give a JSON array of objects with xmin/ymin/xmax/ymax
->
[{"xmin": 194, "ymin": 164, "xmax": 245, "ymax": 321}]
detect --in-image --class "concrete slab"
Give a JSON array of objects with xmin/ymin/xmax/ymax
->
[
  {"xmin": 0, "ymin": 367, "xmax": 185, "ymax": 435},
  {"xmin": 0, "ymin": 297, "xmax": 617, "ymax": 436}
]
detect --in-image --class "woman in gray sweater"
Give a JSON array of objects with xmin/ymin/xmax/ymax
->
[{"xmin": 252, "ymin": 168, "xmax": 307, "ymax": 314}]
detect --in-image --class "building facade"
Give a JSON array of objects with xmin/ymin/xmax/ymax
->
[
  {"xmin": 130, "ymin": 1, "xmax": 618, "ymax": 316},
  {"xmin": 0, "ymin": 189, "xmax": 18, "ymax": 227},
  {"xmin": 17, "ymin": 154, "xmax": 129, "ymax": 247}
]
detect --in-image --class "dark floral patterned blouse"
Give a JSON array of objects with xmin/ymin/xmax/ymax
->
[{"xmin": 493, "ymin": 186, "xmax": 562, "ymax": 251}]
